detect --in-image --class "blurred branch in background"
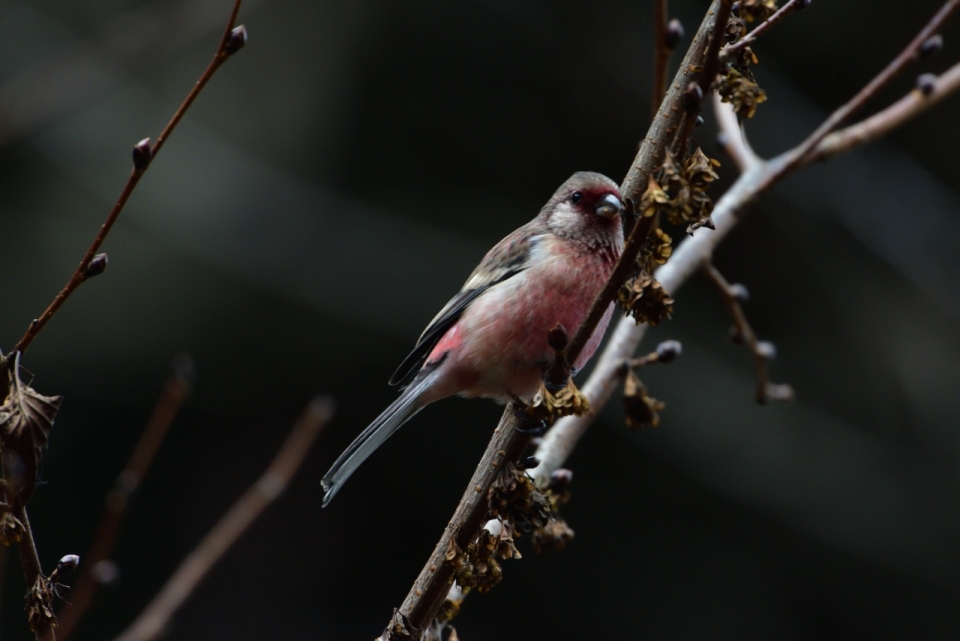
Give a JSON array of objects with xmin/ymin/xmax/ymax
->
[
  {"xmin": 2, "ymin": 1, "xmax": 248, "ymax": 363},
  {"xmin": 57, "ymin": 356, "xmax": 196, "ymax": 641},
  {"xmin": 111, "ymin": 396, "xmax": 334, "ymax": 641}
]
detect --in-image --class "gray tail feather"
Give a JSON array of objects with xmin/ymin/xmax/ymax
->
[{"xmin": 320, "ymin": 376, "xmax": 429, "ymax": 506}]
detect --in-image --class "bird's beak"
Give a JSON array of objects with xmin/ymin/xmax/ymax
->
[{"xmin": 595, "ymin": 193, "xmax": 622, "ymax": 219}]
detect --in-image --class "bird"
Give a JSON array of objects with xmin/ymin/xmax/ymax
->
[{"xmin": 321, "ymin": 171, "xmax": 624, "ymax": 506}]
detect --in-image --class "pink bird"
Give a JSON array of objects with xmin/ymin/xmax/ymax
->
[{"xmin": 321, "ymin": 172, "xmax": 624, "ymax": 505}]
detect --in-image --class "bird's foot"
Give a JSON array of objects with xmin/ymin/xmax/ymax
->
[{"xmin": 513, "ymin": 412, "xmax": 549, "ymax": 435}]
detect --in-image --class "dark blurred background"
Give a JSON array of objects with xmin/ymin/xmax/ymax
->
[{"xmin": 1, "ymin": 0, "xmax": 960, "ymax": 639}]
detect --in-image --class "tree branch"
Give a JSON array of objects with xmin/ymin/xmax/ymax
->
[
  {"xmin": 652, "ymin": 0, "xmax": 670, "ymax": 121},
  {"xmin": 381, "ymin": 3, "xmax": 730, "ymax": 638},
  {"xmin": 1, "ymin": 0, "xmax": 247, "ymax": 366},
  {"xmin": 721, "ymin": 0, "xmax": 807, "ymax": 60},
  {"xmin": 814, "ymin": 60, "xmax": 960, "ymax": 161},
  {"xmin": 57, "ymin": 357, "xmax": 195, "ymax": 641},
  {"xmin": 111, "ymin": 397, "xmax": 334, "ymax": 641}
]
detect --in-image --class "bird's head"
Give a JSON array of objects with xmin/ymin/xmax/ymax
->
[{"xmin": 539, "ymin": 172, "xmax": 624, "ymax": 245}]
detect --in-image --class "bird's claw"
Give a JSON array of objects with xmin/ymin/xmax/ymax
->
[{"xmin": 512, "ymin": 404, "xmax": 549, "ymax": 435}]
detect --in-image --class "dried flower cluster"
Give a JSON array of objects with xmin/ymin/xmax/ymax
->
[
  {"xmin": 622, "ymin": 369, "xmax": 666, "ymax": 429},
  {"xmin": 531, "ymin": 470, "xmax": 576, "ymax": 553},
  {"xmin": 618, "ymin": 274, "xmax": 676, "ymax": 327},
  {"xmin": 717, "ymin": 13, "xmax": 767, "ymax": 118},
  {"xmin": 447, "ymin": 520, "xmax": 521, "ymax": 593},
  {"xmin": 739, "ymin": 0, "xmax": 779, "ymax": 22},
  {"xmin": 488, "ymin": 462, "xmax": 551, "ymax": 533},
  {"xmin": 25, "ymin": 576, "xmax": 56, "ymax": 636},
  {"xmin": 0, "ymin": 510, "xmax": 25, "ymax": 545},
  {"xmin": 524, "ymin": 378, "xmax": 591, "ymax": 425}
]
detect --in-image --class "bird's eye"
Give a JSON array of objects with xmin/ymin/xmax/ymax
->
[{"xmin": 570, "ymin": 191, "xmax": 583, "ymax": 204}]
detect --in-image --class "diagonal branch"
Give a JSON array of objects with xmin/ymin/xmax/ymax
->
[
  {"xmin": 57, "ymin": 357, "xmax": 195, "ymax": 641},
  {"xmin": 111, "ymin": 397, "xmax": 334, "ymax": 641},
  {"xmin": 1, "ymin": 0, "xmax": 247, "ymax": 366}
]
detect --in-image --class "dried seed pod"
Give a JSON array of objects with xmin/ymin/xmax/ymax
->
[
  {"xmin": 621, "ymin": 370, "xmax": 665, "ymax": 429},
  {"xmin": 618, "ymin": 274, "xmax": 675, "ymax": 327}
]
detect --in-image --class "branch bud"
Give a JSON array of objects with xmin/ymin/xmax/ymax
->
[
  {"xmin": 549, "ymin": 468, "xmax": 573, "ymax": 491},
  {"xmin": 916, "ymin": 73, "xmax": 937, "ymax": 96},
  {"xmin": 132, "ymin": 138, "xmax": 152, "ymax": 169},
  {"xmin": 519, "ymin": 456, "xmax": 541, "ymax": 470},
  {"xmin": 919, "ymin": 34, "xmax": 943, "ymax": 58},
  {"xmin": 655, "ymin": 340, "xmax": 682, "ymax": 363},
  {"xmin": 731, "ymin": 2, "xmax": 741, "ymax": 17},
  {"xmin": 695, "ymin": 115, "xmax": 704, "ymax": 127},
  {"xmin": 796, "ymin": 0, "xmax": 812, "ymax": 9},
  {"xmin": 54, "ymin": 554, "xmax": 80, "ymax": 577},
  {"xmin": 729, "ymin": 283, "xmax": 750, "ymax": 302},
  {"xmin": 83, "ymin": 253, "xmax": 109, "ymax": 279},
  {"xmin": 756, "ymin": 341, "xmax": 777, "ymax": 360},
  {"xmin": 224, "ymin": 25, "xmax": 248, "ymax": 56},
  {"xmin": 665, "ymin": 19, "xmax": 684, "ymax": 49},
  {"xmin": 683, "ymin": 82, "xmax": 703, "ymax": 111}
]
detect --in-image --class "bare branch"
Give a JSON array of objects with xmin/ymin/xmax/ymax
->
[
  {"xmin": 1, "ymin": 0, "xmax": 246, "ymax": 365},
  {"xmin": 722, "ymin": 0, "xmax": 808, "ymax": 60},
  {"xmin": 814, "ymin": 60, "xmax": 960, "ymax": 161},
  {"xmin": 57, "ymin": 357, "xmax": 195, "ymax": 641},
  {"xmin": 791, "ymin": 0, "xmax": 960, "ymax": 167},
  {"xmin": 111, "ymin": 396, "xmax": 334, "ymax": 641},
  {"xmin": 702, "ymin": 264, "xmax": 794, "ymax": 404}
]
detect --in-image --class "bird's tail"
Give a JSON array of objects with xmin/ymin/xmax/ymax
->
[{"xmin": 320, "ymin": 374, "xmax": 431, "ymax": 506}]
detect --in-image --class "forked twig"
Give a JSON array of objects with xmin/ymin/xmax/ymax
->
[
  {"xmin": 111, "ymin": 397, "xmax": 334, "ymax": 641},
  {"xmin": 722, "ymin": 0, "xmax": 807, "ymax": 59}
]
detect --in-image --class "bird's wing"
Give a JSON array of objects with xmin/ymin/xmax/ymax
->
[{"xmin": 389, "ymin": 228, "xmax": 540, "ymax": 388}]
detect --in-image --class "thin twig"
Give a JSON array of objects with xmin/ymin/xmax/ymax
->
[
  {"xmin": 652, "ymin": 0, "xmax": 670, "ymax": 122},
  {"xmin": 814, "ymin": 60, "xmax": 960, "ymax": 161},
  {"xmin": 702, "ymin": 264, "xmax": 793, "ymax": 404},
  {"xmin": 111, "ymin": 397, "xmax": 334, "ymax": 641},
  {"xmin": 17, "ymin": 507, "xmax": 54, "ymax": 641},
  {"xmin": 1, "ymin": 0, "xmax": 246, "ymax": 366},
  {"xmin": 790, "ymin": 0, "xmax": 960, "ymax": 167},
  {"xmin": 57, "ymin": 357, "xmax": 195, "ymax": 641},
  {"xmin": 721, "ymin": 0, "xmax": 806, "ymax": 60}
]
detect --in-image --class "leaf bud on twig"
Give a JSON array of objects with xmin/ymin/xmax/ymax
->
[
  {"xmin": 665, "ymin": 19, "xmax": 685, "ymax": 49},
  {"xmin": 683, "ymin": 82, "xmax": 703, "ymax": 111},
  {"xmin": 916, "ymin": 73, "xmax": 937, "ymax": 96},
  {"xmin": 132, "ymin": 138, "xmax": 152, "ymax": 169},
  {"xmin": 224, "ymin": 25, "xmax": 248, "ymax": 56},
  {"xmin": 655, "ymin": 340, "xmax": 682, "ymax": 363},
  {"xmin": 729, "ymin": 283, "xmax": 750, "ymax": 302},
  {"xmin": 83, "ymin": 253, "xmax": 108, "ymax": 278},
  {"xmin": 52, "ymin": 554, "xmax": 80, "ymax": 580},
  {"xmin": 796, "ymin": 0, "xmax": 812, "ymax": 9},
  {"xmin": 756, "ymin": 341, "xmax": 777, "ymax": 360},
  {"xmin": 919, "ymin": 34, "xmax": 943, "ymax": 58},
  {"xmin": 549, "ymin": 469, "xmax": 573, "ymax": 491}
]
